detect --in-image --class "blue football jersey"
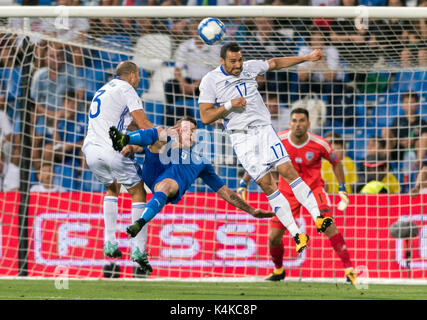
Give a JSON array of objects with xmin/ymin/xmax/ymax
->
[{"xmin": 142, "ymin": 146, "xmax": 225, "ymax": 204}]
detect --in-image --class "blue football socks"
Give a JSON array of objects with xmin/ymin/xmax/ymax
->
[
  {"xmin": 128, "ymin": 128, "xmax": 158, "ymax": 147},
  {"xmin": 138, "ymin": 192, "xmax": 168, "ymax": 225}
]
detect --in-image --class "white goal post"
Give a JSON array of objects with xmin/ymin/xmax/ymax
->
[{"xmin": 0, "ymin": 5, "xmax": 427, "ymax": 18}]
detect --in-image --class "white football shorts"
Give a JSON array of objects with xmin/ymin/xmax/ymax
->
[
  {"xmin": 229, "ymin": 125, "xmax": 290, "ymax": 181},
  {"xmin": 82, "ymin": 144, "xmax": 142, "ymax": 189}
]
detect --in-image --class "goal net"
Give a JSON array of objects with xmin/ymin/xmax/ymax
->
[{"xmin": 0, "ymin": 5, "xmax": 426, "ymax": 283}]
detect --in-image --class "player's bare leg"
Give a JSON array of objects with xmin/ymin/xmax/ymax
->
[
  {"xmin": 265, "ymin": 227, "xmax": 287, "ymax": 281},
  {"xmin": 256, "ymin": 172, "xmax": 309, "ymax": 253},
  {"xmin": 127, "ymin": 181, "xmax": 153, "ymax": 275},
  {"xmin": 324, "ymin": 222, "xmax": 356, "ymax": 285},
  {"xmin": 103, "ymin": 180, "xmax": 122, "ymax": 258},
  {"xmin": 276, "ymin": 161, "xmax": 333, "ymax": 233}
]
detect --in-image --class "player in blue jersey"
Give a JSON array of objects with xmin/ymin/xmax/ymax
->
[{"xmin": 109, "ymin": 116, "xmax": 275, "ymax": 240}]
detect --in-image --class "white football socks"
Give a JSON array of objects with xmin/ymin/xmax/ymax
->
[
  {"xmin": 132, "ymin": 202, "xmax": 148, "ymax": 253},
  {"xmin": 267, "ymin": 190, "xmax": 300, "ymax": 237},
  {"xmin": 289, "ymin": 177, "xmax": 321, "ymax": 222},
  {"xmin": 103, "ymin": 196, "xmax": 118, "ymax": 245}
]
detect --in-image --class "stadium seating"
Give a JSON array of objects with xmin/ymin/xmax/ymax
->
[
  {"xmin": 413, "ymin": 71, "xmax": 427, "ymax": 93},
  {"xmin": 346, "ymin": 128, "xmax": 376, "ymax": 162},
  {"xmin": 136, "ymin": 68, "xmax": 150, "ymax": 97},
  {"xmin": 219, "ymin": 166, "xmax": 238, "ymax": 190},
  {"xmin": 2, "ymin": 19, "xmax": 425, "ymax": 196},
  {"xmin": 288, "ymin": 71, "xmax": 300, "ymax": 102},
  {"xmin": 143, "ymin": 101, "xmax": 165, "ymax": 126},
  {"xmin": 53, "ymin": 164, "xmax": 81, "ymax": 191},
  {"xmin": 78, "ymin": 68, "xmax": 109, "ymax": 101},
  {"xmin": 174, "ymin": 98, "xmax": 203, "ymax": 127},
  {"xmin": 0, "ymin": 68, "xmax": 21, "ymax": 101},
  {"xmin": 392, "ymin": 70, "xmax": 426, "ymax": 93},
  {"xmin": 81, "ymin": 168, "xmax": 106, "ymax": 193},
  {"xmin": 99, "ymin": 35, "xmax": 133, "ymax": 68},
  {"xmin": 421, "ymin": 102, "xmax": 427, "ymax": 122},
  {"xmin": 358, "ymin": 0, "xmax": 387, "ymax": 5},
  {"xmin": 367, "ymin": 93, "xmax": 401, "ymax": 131}
]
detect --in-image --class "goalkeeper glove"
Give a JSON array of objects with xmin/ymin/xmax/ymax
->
[
  {"xmin": 109, "ymin": 126, "xmax": 129, "ymax": 152},
  {"xmin": 237, "ymin": 179, "xmax": 249, "ymax": 201},
  {"xmin": 337, "ymin": 183, "xmax": 349, "ymax": 211}
]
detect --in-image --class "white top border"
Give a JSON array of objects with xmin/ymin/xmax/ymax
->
[{"xmin": 0, "ymin": 5, "xmax": 426, "ymax": 19}]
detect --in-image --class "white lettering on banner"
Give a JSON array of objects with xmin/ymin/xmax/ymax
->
[
  {"xmin": 216, "ymin": 224, "xmax": 256, "ymax": 258},
  {"xmin": 33, "ymin": 213, "xmax": 305, "ymax": 268},
  {"xmin": 394, "ymin": 214, "xmax": 427, "ymax": 269},
  {"xmin": 160, "ymin": 224, "xmax": 200, "ymax": 258},
  {"xmin": 58, "ymin": 223, "xmax": 91, "ymax": 256}
]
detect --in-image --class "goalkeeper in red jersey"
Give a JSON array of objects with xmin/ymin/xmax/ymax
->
[{"xmin": 238, "ymin": 108, "xmax": 356, "ymax": 285}]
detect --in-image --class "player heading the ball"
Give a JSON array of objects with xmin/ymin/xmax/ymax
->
[{"xmin": 198, "ymin": 42, "xmax": 327, "ymax": 254}]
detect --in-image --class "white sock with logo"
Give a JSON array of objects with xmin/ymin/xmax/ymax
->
[
  {"xmin": 289, "ymin": 177, "xmax": 321, "ymax": 222},
  {"xmin": 267, "ymin": 190, "xmax": 300, "ymax": 237}
]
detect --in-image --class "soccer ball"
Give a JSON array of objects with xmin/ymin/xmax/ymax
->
[{"xmin": 198, "ymin": 17, "xmax": 226, "ymax": 45}]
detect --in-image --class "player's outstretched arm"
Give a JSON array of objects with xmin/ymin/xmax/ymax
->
[
  {"xmin": 267, "ymin": 49, "xmax": 324, "ymax": 71},
  {"xmin": 216, "ymin": 186, "xmax": 275, "ymax": 218}
]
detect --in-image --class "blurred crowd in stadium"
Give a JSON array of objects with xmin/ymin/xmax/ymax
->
[{"xmin": 0, "ymin": 0, "xmax": 426, "ymax": 196}]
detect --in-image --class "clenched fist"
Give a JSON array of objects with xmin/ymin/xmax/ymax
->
[
  {"xmin": 305, "ymin": 49, "xmax": 324, "ymax": 62},
  {"xmin": 231, "ymin": 97, "xmax": 247, "ymax": 112}
]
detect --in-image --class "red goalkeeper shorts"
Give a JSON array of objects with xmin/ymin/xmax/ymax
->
[{"xmin": 269, "ymin": 185, "xmax": 332, "ymax": 230}]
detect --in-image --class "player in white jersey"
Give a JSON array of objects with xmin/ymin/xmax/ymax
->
[
  {"xmin": 198, "ymin": 42, "xmax": 330, "ymax": 253},
  {"xmin": 82, "ymin": 61, "xmax": 157, "ymax": 275}
]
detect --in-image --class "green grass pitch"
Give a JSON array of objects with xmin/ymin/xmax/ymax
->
[{"xmin": 1, "ymin": 279, "xmax": 427, "ymax": 300}]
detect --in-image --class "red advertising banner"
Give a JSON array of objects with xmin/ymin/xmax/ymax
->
[
  {"xmin": 0, "ymin": 192, "xmax": 20, "ymax": 276},
  {"xmin": 2, "ymin": 192, "xmax": 427, "ymax": 279}
]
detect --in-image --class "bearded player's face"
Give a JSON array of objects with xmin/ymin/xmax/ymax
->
[
  {"xmin": 221, "ymin": 51, "xmax": 243, "ymax": 76},
  {"xmin": 290, "ymin": 113, "xmax": 310, "ymax": 138}
]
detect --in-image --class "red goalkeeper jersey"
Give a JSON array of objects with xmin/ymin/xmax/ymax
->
[{"xmin": 278, "ymin": 130, "xmax": 339, "ymax": 192}]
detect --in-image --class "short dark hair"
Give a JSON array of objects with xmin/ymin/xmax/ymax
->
[
  {"xmin": 116, "ymin": 61, "xmax": 138, "ymax": 77},
  {"xmin": 177, "ymin": 116, "xmax": 197, "ymax": 128},
  {"xmin": 64, "ymin": 90, "xmax": 76, "ymax": 101},
  {"xmin": 401, "ymin": 91, "xmax": 419, "ymax": 102},
  {"xmin": 325, "ymin": 131, "xmax": 343, "ymax": 147},
  {"xmin": 290, "ymin": 107, "xmax": 309, "ymax": 120},
  {"xmin": 220, "ymin": 42, "xmax": 241, "ymax": 60},
  {"xmin": 371, "ymin": 136, "xmax": 386, "ymax": 149}
]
